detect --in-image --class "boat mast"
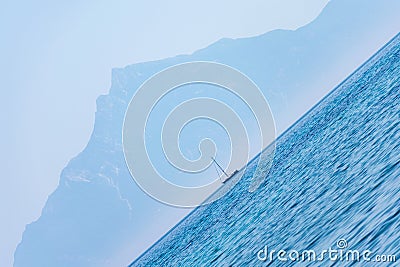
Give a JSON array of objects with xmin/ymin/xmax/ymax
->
[{"xmin": 211, "ymin": 157, "xmax": 229, "ymax": 178}]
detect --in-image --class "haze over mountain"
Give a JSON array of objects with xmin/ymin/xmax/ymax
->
[
  {"xmin": 132, "ymin": 31, "xmax": 400, "ymax": 267},
  {"xmin": 14, "ymin": 0, "xmax": 400, "ymax": 266}
]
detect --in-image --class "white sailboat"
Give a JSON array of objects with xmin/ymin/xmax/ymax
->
[{"xmin": 211, "ymin": 157, "xmax": 239, "ymax": 183}]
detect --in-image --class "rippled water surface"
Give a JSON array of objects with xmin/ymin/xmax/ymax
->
[{"xmin": 131, "ymin": 34, "xmax": 400, "ymax": 266}]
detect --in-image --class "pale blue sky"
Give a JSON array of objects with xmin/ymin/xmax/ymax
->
[{"xmin": 1, "ymin": 1, "xmax": 332, "ymax": 266}]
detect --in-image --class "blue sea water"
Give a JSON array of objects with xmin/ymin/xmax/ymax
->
[{"xmin": 131, "ymin": 34, "xmax": 400, "ymax": 266}]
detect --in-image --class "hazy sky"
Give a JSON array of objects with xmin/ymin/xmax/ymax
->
[{"xmin": 0, "ymin": 1, "xmax": 330, "ymax": 266}]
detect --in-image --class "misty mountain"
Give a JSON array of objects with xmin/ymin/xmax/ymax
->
[{"xmin": 14, "ymin": 0, "xmax": 400, "ymax": 266}]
